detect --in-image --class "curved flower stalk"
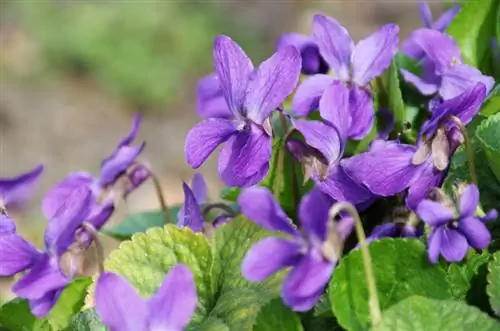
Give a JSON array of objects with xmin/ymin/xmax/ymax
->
[
  {"xmin": 0, "ymin": 164, "xmax": 44, "ymax": 213},
  {"xmin": 0, "ymin": 186, "xmax": 93, "ymax": 317},
  {"xmin": 292, "ymin": 81, "xmax": 373, "ymax": 204},
  {"xmin": 342, "ymin": 83, "xmax": 487, "ymax": 210},
  {"xmin": 95, "ymin": 264, "xmax": 197, "ymax": 331},
  {"xmin": 240, "ymin": 187, "xmax": 353, "ymax": 311},
  {"xmin": 276, "ymin": 32, "xmax": 329, "ymax": 75},
  {"xmin": 400, "ymin": 29, "xmax": 494, "ymax": 100},
  {"xmin": 185, "ymin": 35, "xmax": 301, "ymax": 187},
  {"xmin": 292, "ymin": 14, "xmax": 399, "ymax": 140},
  {"xmin": 416, "ymin": 184, "xmax": 497, "ymax": 263}
]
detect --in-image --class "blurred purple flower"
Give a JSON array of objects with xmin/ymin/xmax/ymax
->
[
  {"xmin": 366, "ymin": 222, "xmax": 420, "ymax": 245},
  {"xmin": 177, "ymin": 173, "xmax": 207, "ymax": 233},
  {"xmin": 240, "ymin": 187, "xmax": 353, "ymax": 311},
  {"xmin": 0, "ymin": 165, "xmax": 44, "ymax": 212},
  {"xmin": 277, "ymin": 33, "xmax": 329, "ymax": 75},
  {"xmin": 417, "ymin": 184, "xmax": 497, "ymax": 263},
  {"xmin": 292, "ymin": 14, "xmax": 398, "ymax": 139},
  {"xmin": 185, "ymin": 35, "xmax": 301, "ymax": 187},
  {"xmin": 95, "ymin": 264, "xmax": 197, "ymax": 331},
  {"xmin": 400, "ymin": 29, "xmax": 494, "ymax": 100},
  {"xmin": 292, "ymin": 81, "xmax": 373, "ymax": 204}
]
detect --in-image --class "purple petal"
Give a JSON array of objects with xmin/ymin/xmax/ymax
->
[
  {"xmin": 242, "ymin": 237, "xmax": 302, "ymax": 282},
  {"xmin": 124, "ymin": 165, "xmax": 150, "ymax": 197},
  {"xmin": 293, "ymin": 119, "xmax": 342, "ymax": 165},
  {"xmin": 185, "ymin": 118, "xmax": 237, "ymax": 169},
  {"xmin": 440, "ymin": 228, "xmax": 468, "ymax": 262},
  {"xmin": 245, "ymin": 46, "xmax": 301, "ymax": 125},
  {"xmin": 0, "ymin": 215, "xmax": 16, "ymax": 235},
  {"xmin": 416, "ymin": 200, "xmax": 453, "ymax": 226},
  {"xmin": 292, "ymin": 74, "xmax": 335, "ymax": 117},
  {"xmin": 418, "ymin": 0, "xmax": 433, "ymax": 28},
  {"xmin": 401, "ymin": 37, "xmax": 426, "ymax": 61},
  {"xmin": 191, "ymin": 173, "xmax": 207, "ymax": 204},
  {"xmin": 482, "ymin": 209, "xmax": 498, "ymax": 223},
  {"xmin": 367, "ymin": 223, "xmax": 399, "ymax": 244},
  {"xmin": 316, "ymin": 165, "xmax": 373, "ymax": 204},
  {"xmin": 0, "ymin": 164, "xmax": 44, "ymax": 210},
  {"xmin": 42, "ymin": 172, "xmax": 94, "ymax": 220},
  {"xmin": 440, "ymin": 65, "xmax": 494, "ymax": 100},
  {"xmin": 410, "ymin": 29, "xmax": 461, "ymax": 72},
  {"xmin": 352, "ymin": 24, "xmax": 399, "ymax": 86},
  {"xmin": 0, "ymin": 234, "xmax": 40, "ymax": 276},
  {"xmin": 400, "ymin": 69, "xmax": 439, "ymax": 95},
  {"xmin": 95, "ymin": 272, "xmax": 148, "ymax": 331},
  {"xmin": 29, "ymin": 289, "xmax": 63, "ymax": 318},
  {"xmin": 282, "ymin": 249, "xmax": 335, "ymax": 311},
  {"xmin": 277, "ymin": 33, "xmax": 327, "ymax": 75},
  {"xmin": 312, "ymin": 14, "xmax": 352, "ymax": 80},
  {"xmin": 196, "ymin": 74, "xmax": 232, "ymax": 119},
  {"xmin": 406, "ymin": 160, "xmax": 445, "ymax": 210},
  {"xmin": 347, "ymin": 85, "xmax": 375, "ymax": 140},
  {"xmin": 459, "ymin": 216, "xmax": 491, "ymax": 250},
  {"xmin": 213, "ymin": 35, "xmax": 254, "ymax": 116},
  {"xmin": 319, "ymin": 81, "xmax": 351, "ymax": 142},
  {"xmin": 299, "ymin": 188, "xmax": 332, "ymax": 242},
  {"xmin": 218, "ymin": 124, "xmax": 271, "ymax": 187},
  {"xmin": 13, "ymin": 254, "xmax": 69, "ymax": 300},
  {"xmin": 276, "ymin": 33, "xmax": 310, "ymax": 51},
  {"xmin": 177, "ymin": 183, "xmax": 204, "ymax": 233},
  {"xmin": 342, "ymin": 143, "xmax": 420, "ymax": 197},
  {"xmin": 238, "ymin": 187, "xmax": 296, "ymax": 236},
  {"xmin": 99, "ymin": 144, "xmax": 145, "ymax": 187},
  {"xmin": 432, "ymin": 5, "xmax": 460, "ymax": 32},
  {"xmin": 87, "ymin": 201, "xmax": 115, "ymax": 231},
  {"xmin": 118, "ymin": 114, "xmax": 141, "ymax": 148},
  {"xmin": 428, "ymin": 226, "xmax": 443, "ymax": 264},
  {"xmin": 459, "ymin": 184, "xmax": 479, "ymax": 218},
  {"xmin": 148, "ymin": 265, "xmax": 197, "ymax": 331},
  {"xmin": 44, "ymin": 185, "xmax": 94, "ymax": 256}
]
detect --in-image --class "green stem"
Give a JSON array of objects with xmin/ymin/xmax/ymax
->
[
  {"xmin": 449, "ymin": 115, "xmax": 477, "ymax": 185},
  {"xmin": 202, "ymin": 203, "xmax": 238, "ymax": 218},
  {"xmin": 329, "ymin": 202, "xmax": 382, "ymax": 327},
  {"xmin": 82, "ymin": 222, "xmax": 104, "ymax": 275}
]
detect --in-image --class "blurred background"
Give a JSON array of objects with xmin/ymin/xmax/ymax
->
[{"xmin": 0, "ymin": 0, "xmax": 450, "ymax": 299}]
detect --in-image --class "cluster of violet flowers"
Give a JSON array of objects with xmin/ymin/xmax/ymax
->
[{"xmin": 0, "ymin": 1, "xmax": 498, "ymax": 329}]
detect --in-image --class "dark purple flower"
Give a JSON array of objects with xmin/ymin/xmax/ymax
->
[
  {"xmin": 0, "ymin": 165, "xmax": 44, "ymax": 212},
  {"xmin": 292, "ymin": 14, "xmax": 398, "ymax": 139},
  {"xmin": 240, "ymin": 187, "xmax": 353, "ymax": 311},
  {"xmin": 177, "ymin": 173, "xmax": 207, "ymax": 233},
  {"xmin": 366, "ymin": 222, "xmax": 420, "ymax": 245},
  {"xmin": 276, "ymin": 32, "xmax": 328, "ymax": 75},
  {"xmin": 417, "ymin": 184, "xmax": 497, "ymax": 263},
  {"xmin": 292, "ymin": 81, "xmax": 373, "ymax": 204},
  {"xmin": 185, "ymin": 35, "xmax": 301, "ymax": 187},
  {"xmin": 400, "ymin": 29, "xmax": 494, "ymax": 100},
  {"xmin": 95, "ymin": 264, "xmax": 197, "ymax": 331}
]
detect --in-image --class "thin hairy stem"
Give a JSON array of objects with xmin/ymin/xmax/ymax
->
[
  {"xmin": 449, "ymin": 115, "xmax": 477, "ymax": 185},
  {"xmin": 82, "ymin": 222, "xmax": 104, "ymax": 275},
  {"xmin": 329, "ymin": 202, "xmax": 381, "ymax": 327}
]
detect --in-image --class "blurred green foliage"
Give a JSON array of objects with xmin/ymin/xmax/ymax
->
[{"xmin": 6, "ymin": 1, "xmax": 266, "ymax": 111}]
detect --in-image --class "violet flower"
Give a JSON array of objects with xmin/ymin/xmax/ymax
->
[
  {"xmin": 0, "ymin": 165, "xmax": 44, "ymax": 212},
  {"xmin": 366, "ymin": 222, "xmax": 420, "ymax": 245},
  {"xmin": 276, "ymin": 32, "xmax": 328, "ymax": 75},
  {"xmin": 185, "ymin": 35, "xmax": 301, "ymax": 187},
  {"xmin": 95, "ymin": 264, "xmax": 197, "ymax": 331},
  {"xmin": 195, "ymin": 73, "xmax": 232, "ymax": 119},
  {"xmin": 416, "ymin": 184, "xmax": 497, "ymax": 263},
  {"xmin": 177, "ymin": 173, "xmax": 207, "ymax": 233},
  {"xmin": 292, "ymin": 14, "xmax": 398, "ymax": 140},
  {"xmin": 240, "ymin": 187, "xmax": 353, "ymax": 311},
  {"xmin": 342, "ymin": 84, "xmax": 486, "ymax": 210},
  {"xmin": 292, "ymin": 81, "xmax": 373, "ymax": 204},
  {"xmin": 400, "ymin": 29, "xmax": 494, "ymax": 100}
]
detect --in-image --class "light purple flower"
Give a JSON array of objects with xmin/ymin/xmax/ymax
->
[
  {"xmin": 95, "ymin": 264, "xmax": 197, "ymax": 331},
  {"xmin": 177, "ymin": 173, "xmax": 207, "ymax": 233},
  {"xmin": 366, "ymin": 222, "xmax": 420, "ymax": 245},
  {"xmin": 185, "ymin": 35, "xmax": 301, "ymax": 187},
  {"xmin": 292, "ymin": 14, "xmax": 398, "ymax": 140},
  {"xmin": 277, "ymin": 32, "xmax": 328, "ymax": 75},
  {"xmin": 0, "ymin": 164, "xmax": 44, "ymax": 212},
  {"xmin": 292, "ymin": 81, "xmax": 373, "ymax": 204},
  {"xmin": 195, "ymin": 73, "xmax": 232, "ymax": 119},
  {"xmin": 240, "ymin": 187, "xmax": 353, "ymax": 311},
  {"xmin": 400, "ymin": 29, "xmax": 494, "ymax": 100},
  {"xmin": 417, "ymin": 184, "xmax": 497, "ymax": 263}
]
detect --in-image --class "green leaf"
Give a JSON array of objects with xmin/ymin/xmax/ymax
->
[
  {"xmin": 374, "ymin": 295, "xmax": 500, "ymax": 331},
  {"xmin": 189, "ymin": 317, "xmax": 230, "ymax": 331},
  {"xmin": 102, "ymin": 208, "xmax": 179, "ymax": 240},
  {"xmin": 220, "ymin": 187, "xmax": 241, "ymax": 202},
  {"xmin": 65, "ymin": 309, "xmax": 106, "ymax": 331},
  {"xmin": 46, "ymin": 277, "xmax": 92, "ymax": 329},
  {"xmin": 447, "ymin": 0, "xmax": 499, "ymax": 68},
  {"xmin": 0, "ymin": 298, "xmax": 38, "ymax": 331},
  {"xmin": 481, "ymin": 85, "xmax": 500, "ymax": 116},
  {"xmin": 447, "ymin": 250, "xmax": 491, "ymax": 299},
  {"xmin": 253, "ymin": 298, "xmax": 303, "ymax": 331},
  {"xmin": 104, "ymin": 224, "xmax": 213, "ymax": 321},
  {"xmin": 476, "ymin": 112, "xmax": 500, "ymax": 182},
  {"xmin": 487, "ymin": 251, "xmax": 500, "ymax": 316},
  {"xmin": 329, "ymin": 239, "xmax": 452, "ymax": 331}
]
